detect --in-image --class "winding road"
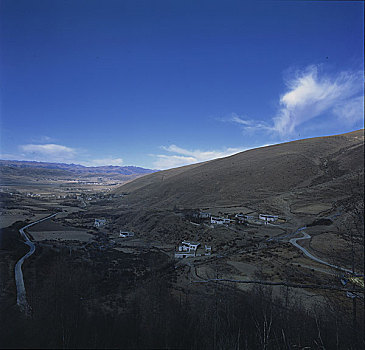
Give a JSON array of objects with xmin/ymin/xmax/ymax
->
[
  {"xmin": 289, "ymin": 230, "xmax": 355, "ymax": 275},
  {"xmin": 15, "ymin": 213, "xmax": 58, "ymax": 313}
]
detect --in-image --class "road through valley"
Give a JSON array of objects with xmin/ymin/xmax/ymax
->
[
  {"xmin": 289, "ymin": 229, "xmax": 355, "ymax": 275},
  {"xmin": 15, "ymin": 213, "xmax": 58, "ymax": 313}
]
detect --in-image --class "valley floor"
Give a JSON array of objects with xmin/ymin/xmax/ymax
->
[{"xmin": 0, "ymin": 183, "xmax": 363, "ymax": 349}]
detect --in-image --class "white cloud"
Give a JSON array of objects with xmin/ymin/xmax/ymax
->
[
  {"xmin": 19, "ymin": 144, "xmax": 76, "ymax": 162},
  {"xmin": 273, "ymin": 66, "xmax": 363, "ymax": 136},
  {"xmin": 229, "ymin": 66, "xmax": 363, "ymax": 137},
  {"xmin": 231, "ymin": 114, "xmax": 253, "ymax": 126},
  {"xmin": 20, "ymin": 143, "xmax": 74, "ymax": 154},
  {"xmin": 230, "ymin": 113, "xmax": 272, "ymax": 132},
  {"xmin": 153, "ymin": 155, "xmax": 197, "ymax": 169},
  {"xmin": 7, "ymin": 144, "xmax": 125, "ymax": 167},
  {"xmin": 162, "ymin": 144, "xmax": 244, "ymax": 161},
  {"xmin": 332, "ymin": 95, "xmax": 364, "ymax": 124},
  {"xmin": 153, "ymin": 145, "xmax": 248, "ymax": 169}
]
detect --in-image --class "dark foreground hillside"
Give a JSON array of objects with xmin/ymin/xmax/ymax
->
[{"xmin": 1, "ymin": 240, "xmax": 363, "ymax": 349}]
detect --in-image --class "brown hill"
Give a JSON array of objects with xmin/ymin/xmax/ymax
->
[{"xmin": 114, "ymin": 130, "xmax": 364, "ymax": 212}]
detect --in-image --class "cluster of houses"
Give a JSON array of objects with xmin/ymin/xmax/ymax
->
[
  {"xmin": 175, "ymin": 241, "xmax": 212, "ymax": 259},
  {"xmin": 192, "ymin": 211, "xmax": 279, "ymax": 226},
  {"xmin": 258, "ymin": 214, "xmax": 279, "ymax": 223}
]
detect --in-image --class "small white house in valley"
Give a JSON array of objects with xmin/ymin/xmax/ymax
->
[
  {"xmin": 175, "ymin": 241, "xmax": 200, "ymax": 258},
  {"xmin": 259, "ymin": 214, "xmax": 279, "ymax": 222},
  {"xmin": 119, "ymin": 231, "xmax": 135, "ymax": 238},
  {"xmin": 94, "ymin": 219, "xmax": 106, "ymax": 227},
  {"xmin": 211, "ymin": 217, "xmax": 231, "ymax": 225},
  {"xmin": 175, "ymin": 241, "xmax": 212, "ymax": 259}
]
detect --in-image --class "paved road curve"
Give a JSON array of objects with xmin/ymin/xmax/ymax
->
[
  {"xmin": 15, "ymin": 213, "xmax": 58, "ymax": 314},
  {"xmin": 289, "ymin": 230, "xmax": 354, "ymax": 275}
]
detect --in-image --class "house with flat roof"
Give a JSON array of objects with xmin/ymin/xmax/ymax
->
[
  {"xmin": 175, "ymin": 241, "xmax": 212, "ymax": 258},
  {"xmin": 175, "ymin": 241, "xmax": 200, "ymax": 258},
  {"xmin": 119, "ymin": 231, "xmax": 135, "ymax": 238},
  {"xmin": 259, "ymin": 214, "xmax": 279, "ymax": 222},
  {"xmin": 211, "ymin": 216, "xmax": 231, "ymax": 225}
]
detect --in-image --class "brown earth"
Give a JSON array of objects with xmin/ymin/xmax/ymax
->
[
  {"xmin": 114, "ymin": 129, "xmax": 364, "ymax": 214},
  {"xmin": 106, "ymin": 129, "xmax": 364, "ymax": 285}
]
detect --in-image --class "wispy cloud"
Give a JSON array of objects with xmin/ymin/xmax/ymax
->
[
  {"xmin": 161, "ymin": 144, "xmax": 244, "ymax": 161},
  {"xmin": 229, "ymin": 66, "xmax": 363, "ymax": 137},
  {"xmin": 153, "ymin": 145, "xmax": 247, "ymax": 169},
  {"xmin": 229, "ymin": 113, "xmax": 272, "ymax": 132},
  {"xmin": 153, "ymin": 154, "xmax": 197, "ymax": 169},
  {"xmin": 4, "ymin": 143, "xmax": 126, "ymax": 167},
  {"xmin": 273, "ymin": 66, "xmax": 363, "ymax": 136},
  {"xmin": 231, "ymin": 114, "xmax": 252, "ymax": 126},
  {"xmin": 19, "ymin": 144, "xmax": 76, "ymax": 162},
  {"xmin": 332, "ymin": 95, "xmax": 364, "ymax": 124}
]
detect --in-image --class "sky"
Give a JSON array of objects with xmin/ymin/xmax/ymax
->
[{"xmin": 0, "ymin": 0, "xmax": 364, "ymax": 169}]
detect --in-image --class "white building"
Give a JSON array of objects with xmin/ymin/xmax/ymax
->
[
  {"xmin": 259, "ymin": 214, "xmax": 278, "ymax": 222},
  {"xmin": 94, "ymin": 219, "xmax": 106, "ymax": 227},
  {"xmin": 175, "ymin": 241, "xmax": 200, "ymax": 258},
  {"xmin": 181, "ymin": 241, "xmax": 200, "ymax": 252},
  {"xmin": 211, "ymin": 216, "xmax": 231, "ymax": 225},
  {"xmin": 119, "ymin": 231, "xmax": 135, "ymax": 238}
]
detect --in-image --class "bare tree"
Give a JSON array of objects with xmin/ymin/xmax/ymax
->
[{"xmin": 335, "ymin": 175, "xmax": 364, "ymax": 345}]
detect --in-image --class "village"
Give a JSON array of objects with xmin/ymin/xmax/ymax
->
[
  {"xmin": 8, "ymin": 184, "xmax": 361, "ymax": 302},
  {"xmin": 90, "ymin": 209, "xmax": 286, "ymax": 261},
  {"xmin": 192, "ymin": 210, "xmax": 284, "ymax": 225},
  {"xmin": 172, "ymin": 210, "xmax": 285, "ymax": 259}
]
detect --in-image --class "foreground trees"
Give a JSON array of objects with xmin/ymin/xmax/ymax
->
[{"xmin": 1, "ymin": 245, "xmax": 363, "ymax": 349}]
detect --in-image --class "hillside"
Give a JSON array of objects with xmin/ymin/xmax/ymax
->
[{"xmin": 114, "ymin": 130, "xmax": 364, "ymax": 213}]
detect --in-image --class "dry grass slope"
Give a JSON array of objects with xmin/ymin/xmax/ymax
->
[{"xmin": 114, "ymin": 130, "xmax": 364, "ymax": 210}]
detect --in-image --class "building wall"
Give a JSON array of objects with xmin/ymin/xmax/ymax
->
[{"xmin": 259, "ymin": 214, "xmax": 278, "ymax": 222}]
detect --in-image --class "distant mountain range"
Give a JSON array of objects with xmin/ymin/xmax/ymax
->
[
  {"xmin": 0, "ymin": 160, "xmax": 155, "ymax": 175},
  {"xmin": 0, "ymin": 160, "xmax": 156, "ymax": 185}
]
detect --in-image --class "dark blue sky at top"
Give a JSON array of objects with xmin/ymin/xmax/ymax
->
[{"xmin": 0, "ymin": 0, "xmax": 363, "ymax": 168}]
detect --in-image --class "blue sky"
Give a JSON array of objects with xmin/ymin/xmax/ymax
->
[{"xmin": 1, "ymin": 0, "xmax": 363, "ymax": 169}]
